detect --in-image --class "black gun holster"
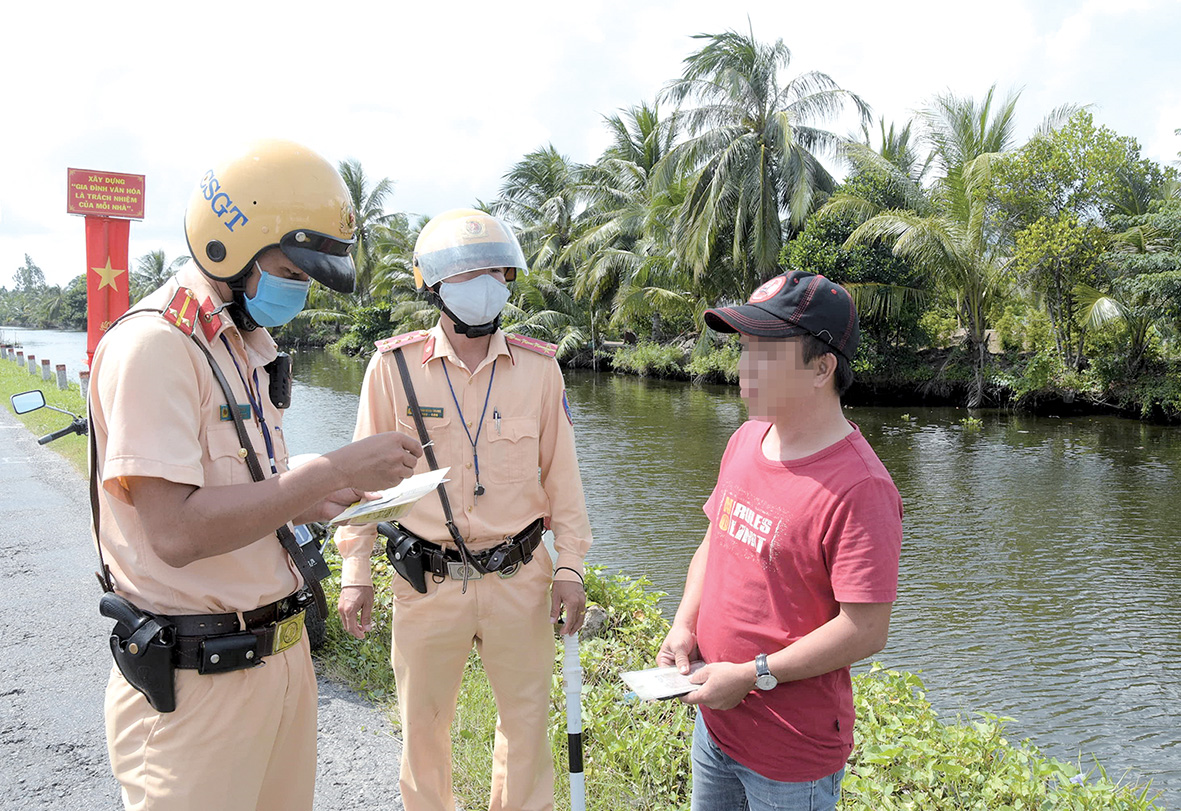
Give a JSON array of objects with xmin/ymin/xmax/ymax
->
[
  {"xmin": 99, "ymin": 592, "xmax": 177, "ymax": 713},
  {"xmin": 379, "ymin": 522, "xmax": 428, "ymax": 594}
]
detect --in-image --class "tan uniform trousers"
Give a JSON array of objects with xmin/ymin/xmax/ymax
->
[
  {"xmin": 105, "ymin": 634, "xmax": 317, "ymax": 811},
  {"xmin": 392, "ymin": 545, "xmax": 557, "ymax": 811}
]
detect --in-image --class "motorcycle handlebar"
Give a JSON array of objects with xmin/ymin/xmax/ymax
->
[{"xmin": 38, "ymin": 418, "xmax": 87, "ymax": 445}]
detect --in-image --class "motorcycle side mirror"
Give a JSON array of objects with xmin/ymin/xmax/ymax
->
[{"xmin": 10, "ymin": 390, "xmax": 46, "ymax": 415}]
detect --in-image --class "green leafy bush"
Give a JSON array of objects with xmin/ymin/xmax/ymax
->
[
  {"xmin": 845, "ymin": 666, "xmax": 1162, "ymax": 810},
  {"xmin": 686, "ymin": 341, "xmax": 740, "ymax": 384},
  {"xmin": 610, "ymin": 342, "xmax": 687, "ymax": 378}
]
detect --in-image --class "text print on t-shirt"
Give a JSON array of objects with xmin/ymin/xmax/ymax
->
[{"xmin": 717, "ymin": 494, "xmax": 779, "ymax": 558}]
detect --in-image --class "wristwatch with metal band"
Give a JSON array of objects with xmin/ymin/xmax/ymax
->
[{"xmin": 754, "ymin": 653, "xmax": 778, "ymax": 691}]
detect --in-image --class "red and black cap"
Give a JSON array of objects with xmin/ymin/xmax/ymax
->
[{"xmin": 704, "ymin": 270, "xmax": 860, "ymax": 360}]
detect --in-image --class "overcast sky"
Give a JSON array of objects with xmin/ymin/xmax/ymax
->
[{"xmin": 2, "ymin": 0, "xmax": 1179, "ymax": 290}]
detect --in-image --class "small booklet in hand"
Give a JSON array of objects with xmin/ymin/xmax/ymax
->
[
  {"xmin": 620, "ymin": 661, "xmax": 706, "ymax": 701},
  {"xmin": 328, "ymin": 467, "xmax": 451, "ymax": 526}
]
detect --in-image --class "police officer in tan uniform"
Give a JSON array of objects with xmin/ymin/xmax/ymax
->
[
  {"xmin": 335, "ymin": 209, "xmax": 593, "ymax": 811},
  {"xmin": 89, "ymin": 139, "xmax": 422, "ymax": 811}
]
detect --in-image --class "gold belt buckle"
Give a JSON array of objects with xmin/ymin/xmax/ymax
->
[{"xmin": 272, "ymin": 610, "xmax": 305, "ymax": 655}]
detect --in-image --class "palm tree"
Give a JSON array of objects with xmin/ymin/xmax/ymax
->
[
  {"xmin": 569, "ymin": 103, "xmax": 692, "ymax": 349},
  {"xmin": 658, "ymin": 25, "xmax": 870, "ymax": 294},
  {"xmin": 366, "ymin": 212, "xmax": 418, "ymax": 303},
  {"xmin": 921, "ymin": 85, "xmax": 1021, "ymax": 187},
  {"xmin": 338, "ymin": 158, "xmax": 395, "ymax": 305},
  {"xmin": 503, "ymin": 272, "xmax": 592, "ymax": 361},
  {"xmin": 818, "ymin": 142, "xmax": 932, "ymax": 338},
  {"xmin": 1076, "ymin": 282, "xmax": 1165, "ymax": 375},
  {"xmin": 858, "ymin": 117, "xmax": 933, "ymax": 185},
  {"xmin": 493, "ymin": 145, "xmax": 584, "ymax": 282},
  {"xmin": 844, "ymin": 86, "xmax": 1023, "ymax": 406},
  {"xmin": 132, "ymin": 250, "xmax": 190, "ymax": 302}
]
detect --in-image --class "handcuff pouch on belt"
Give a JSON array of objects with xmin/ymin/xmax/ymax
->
[{"xmin": 99, "ymin": 592, "xmax": 178, "ymax": 714}]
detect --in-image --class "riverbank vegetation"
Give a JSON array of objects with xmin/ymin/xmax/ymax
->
[
  {"xmin": 4, "ymin": 27, "xmax": 1179, "ymax": 420},
  {"xmin": 316, "ymin": 548, "xmax": 1162, "ymax": 810}
]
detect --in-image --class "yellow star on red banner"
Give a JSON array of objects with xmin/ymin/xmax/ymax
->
[{"xmin": 91, "ymin": 257, "xmax": 126, "ymax": 291}]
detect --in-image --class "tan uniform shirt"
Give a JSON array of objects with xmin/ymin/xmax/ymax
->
[
  {"xmin": 90, "ymin": 265, "xmax": 300, "ymax": 615},
  {"xmin": 336, "ymin": 323, "xmax": 592, "ymax": 587}
]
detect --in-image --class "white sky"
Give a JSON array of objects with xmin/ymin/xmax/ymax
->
[{"xmin": 2, "ymin": 0, "xmax": 1179, "ymax": 289}]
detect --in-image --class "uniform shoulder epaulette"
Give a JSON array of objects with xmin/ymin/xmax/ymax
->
[
  {"xmin": 163, "ymin": 287, "xmax": 223, "ymax": 342},
  {"xmin": 375, "ymin": 330, "xmax": 430, "ymax": 354},
  {"xmin": 505, "ymin": 333, "xmax": 557, "ymax": 358}
]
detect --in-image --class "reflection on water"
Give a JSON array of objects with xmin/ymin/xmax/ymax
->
[
  {"xmin": 9, "ymin": 332, "xmax": 1181, "ymax": 803},
  {"xmin": 875, "ymin": 411, "xmax": 1181, "ymax": 805}
]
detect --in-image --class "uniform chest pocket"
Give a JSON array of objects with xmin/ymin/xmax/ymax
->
[
  {"xmin": 205, "ymin": 424, "xmax": 254, "ymax": 485},
  {"xmin": 396, "ymin": 414, "xmax": 453, "ymax": 473},
  {"xmin": 482, "ymin": 417, "xmax": 539, "ymax": 485}
]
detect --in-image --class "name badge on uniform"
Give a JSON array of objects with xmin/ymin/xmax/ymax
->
[
  {"xmin": 220, "ymin": 403, "xmax": 252, "ymax": 422},
  {"xmin": 409, "ymin": 406, "xmax": 444, "ymax": 419}
]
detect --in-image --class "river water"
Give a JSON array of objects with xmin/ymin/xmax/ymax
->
[{"xmin": 7, "ymin": 329, "xmax": 1181, "ymax": 805}]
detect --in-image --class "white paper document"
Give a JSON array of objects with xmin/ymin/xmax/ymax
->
[
  {"xmin": 327, "ymin": 467, "xmax": 450, "ymax": 526},
  {"xmin": 620, "ymin": 661, "xmax": 706, "ymax": 701}
]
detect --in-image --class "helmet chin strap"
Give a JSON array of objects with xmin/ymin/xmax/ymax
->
[
  {"xmin": 426, "ymin": 287, "xmax": 501, "ymax": 338},
  {"xmin": 226, "ymin": 277, "xmax": 260, "ymax": 332}
]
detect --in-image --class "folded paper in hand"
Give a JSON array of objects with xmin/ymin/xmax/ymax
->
[
  {"xmin": 620, "ymin": 661, "xmax": 706, "ymax": 701},
  {"xmin": 328, "ymin": 467, "xmax": 450, "ymax": 525}
]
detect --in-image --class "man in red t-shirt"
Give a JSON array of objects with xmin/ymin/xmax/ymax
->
[{"xmin": 658, "ymin": 270, "xmax": 903, "ymax": 810}]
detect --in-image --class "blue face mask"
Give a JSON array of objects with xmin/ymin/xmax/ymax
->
[{"xmin": 244, "ymin": 264, "xmax": 311, "ymax": 327}]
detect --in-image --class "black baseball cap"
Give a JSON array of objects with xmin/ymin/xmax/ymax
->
[{"xmin": 704, "ymin": 270, "xmax": 860, "ymax": 360}]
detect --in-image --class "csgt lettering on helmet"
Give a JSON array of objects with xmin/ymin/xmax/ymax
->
[{"xmin": 199, "ymin": 171, "xmax": 250, "ymax": 233}]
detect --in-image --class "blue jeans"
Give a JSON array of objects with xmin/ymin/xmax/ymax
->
[{"xmin": 691, "ymin": 712, "xmax": 844, "ymax": 811}]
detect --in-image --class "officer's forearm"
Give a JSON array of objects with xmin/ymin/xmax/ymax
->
[{"xmin": 126, "ymin": 462, "xmax": 351, "ymax": 567}]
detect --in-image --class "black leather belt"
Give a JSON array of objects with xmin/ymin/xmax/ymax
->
[
  {"xmin": 165, "ymin": 591, "xmax": 310, "ymax": 670},
  {"xmin": 419, "ymin": 518, "xmax": 544, "ymax": 580}
]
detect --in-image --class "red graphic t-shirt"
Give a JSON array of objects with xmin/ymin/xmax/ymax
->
[{"xmin": 698, "ymin": 420, "xmax": 903, "ymax": 782}]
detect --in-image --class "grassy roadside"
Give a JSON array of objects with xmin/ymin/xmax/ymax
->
[
  {"xmin": 0, "ymin": 357, "xmax": 88, "ymax": 473},
  {"xmin": 316, "ymin": 550, "xmax": 1164, "ymax": 811}
]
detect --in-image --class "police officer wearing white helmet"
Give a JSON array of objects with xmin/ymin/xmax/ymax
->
[
  {"xmin": 336, "ymin": 209, "xmax": 593, "ymax": 811},
  {"xmin": 88, "ymin": 139, "xmax": 422, "ymax": 810}
]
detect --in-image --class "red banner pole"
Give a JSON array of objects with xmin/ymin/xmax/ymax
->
[{"xmin": 85, "ymin": 216, "xmax": 131, "ymax": 367}]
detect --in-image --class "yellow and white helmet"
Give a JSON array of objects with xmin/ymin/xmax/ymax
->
[
  {"xmin": 413, "ymin": 209, "xmax": 527, "ymax": 291},
  {"xmin": 184, "ymin": 139, "xmax": 357, "ymax": 293}
]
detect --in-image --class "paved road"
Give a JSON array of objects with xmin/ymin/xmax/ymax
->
[{"xmin": 0, "ymin": 405, "xmax": 404, "ymax": 810}]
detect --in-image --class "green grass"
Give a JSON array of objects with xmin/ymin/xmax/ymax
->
[
  {"xmin": 0, "ymin": 355, "xmax": 88, "ymax": 473},
  {"xmin": 315, "ymin": 549, "xmax": 1163, "ymax": 811}
]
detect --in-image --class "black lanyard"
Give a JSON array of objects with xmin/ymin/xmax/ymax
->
[
  {"xmin": 441, "ymin": 358, "xmax": 497, "ymax": 502},
  {"xmin": 220, "ymin": 335, "xmax": 278, "ymax": 475}
]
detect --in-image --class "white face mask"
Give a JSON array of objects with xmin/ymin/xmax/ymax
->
[{"xmin": 439, "ymin": 274, "xmax": 510, "ymax": 326}]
